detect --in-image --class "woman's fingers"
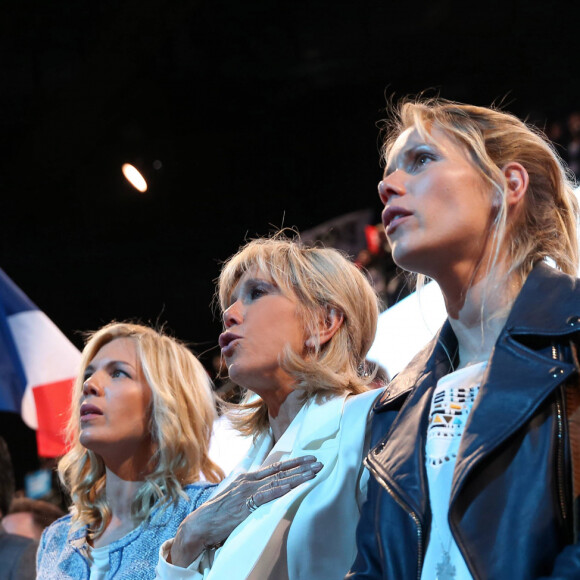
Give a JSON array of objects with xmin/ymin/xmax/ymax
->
[
  {"xmin": 247, "ymin": 455, "xmax": 318, "ymax": 481},
  {"xmin": 247, "ymin": 460, "xmax": 323, "ymax": 509},
  {"xmin": 256, "ymin": 459, "xmax": 323, "ymax": 493},
  {"xmin": 268, "ymin": 461, "xmax": 323, "ymax": 489},
  {"xmin": 250, "ymin": 483, "xmax": 291, "ymax": 509}
]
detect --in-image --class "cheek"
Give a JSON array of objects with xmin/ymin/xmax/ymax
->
[
  {"xmin": 114, "ymin": 388, "xmax": 150, "ymax": 419},
  {"xmin": 273, "ymin": 312, "xmax": 304, "ymax": 345},
  {"xmin": 140, "ymin": 388, "xmax": 153, "ymax": 415},
  {"xmin": 133, "ymin": 395, "xmax": 152, "ymax": 429}
]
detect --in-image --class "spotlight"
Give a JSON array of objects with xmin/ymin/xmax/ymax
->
[{"xmin": 122, "ymin": 163, "xmax": 148, "ymax": 193}]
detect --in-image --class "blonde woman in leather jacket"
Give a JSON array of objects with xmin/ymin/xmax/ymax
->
[{"xmin": 348, "ymin": 98, "xmax": 580, "ymax": 580}]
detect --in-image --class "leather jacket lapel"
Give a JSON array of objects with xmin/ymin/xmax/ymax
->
[
  {"xmin": 452, "ymin": 332, "xmax": 576, "ymax": 501},
  {"xmin": 369, "ymin": 323, "xmax": 457, "ymax": 521},
  {"xmin": 452, "ymin": 262, "xmax": 579, "ymax": 501}
]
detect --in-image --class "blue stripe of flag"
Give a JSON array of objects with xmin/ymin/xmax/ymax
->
[{"xmin": 0, "ymin": 269, "xmax": 34, "ymax": 413}]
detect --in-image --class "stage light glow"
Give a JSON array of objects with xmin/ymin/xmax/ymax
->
[{"xmin": 122, "ymin": 163, "xmax": 148, "ymax": 192}]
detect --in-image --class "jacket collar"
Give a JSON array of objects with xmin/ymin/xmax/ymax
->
[
  {"xmin": 375, "ymin": 262, "xmax": 579, "ymax": 412},
  {"xmin": 374, "ymin": 320, "xmax": 457, "ymax": 411},
  {"xmin": 453, "ymin": 263, "xmax": 579, "ymax": 497},
  {"xmin": 292, "ymin": 394, "xmax": 346, "ymax": 449},
  {"xmin": 504, "ymin": 261, "xmax": 580, "ymax": 336},
  {"xmin": 223, "ymin": 394, "xmax": 348, "ymax": 488},
  {"xmin": 264, "ymin": 394, "xmax": 347, "ymax": 464}
]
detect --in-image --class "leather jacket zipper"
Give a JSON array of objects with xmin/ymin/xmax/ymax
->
[
  {"xmin": 367, "ymin": 461, "xmax": 424, "ymax": 580},
  {"xmin": 552, "ymin": 342, "xmax": 568, "ymax": 522},
  {"xmin": 555, "ymin": 397, "xmax": 567, "ymax": 521}
]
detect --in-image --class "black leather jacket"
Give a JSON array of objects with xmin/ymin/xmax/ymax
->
[{"xmin": 348, "ymin": 263, "xmax": 580, "ymax": 579}]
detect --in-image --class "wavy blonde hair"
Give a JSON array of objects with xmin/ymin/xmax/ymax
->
[
  {"xmin": 217, "ymin": 234, "xmax": 380, "ymax": 435},
  {"xmin": 58, "ymin": 322, "xmax": 224, "ymax": 538},
  {"xmin": 381, "ymin": 97, "xmax": 579, "ymax": 287}
]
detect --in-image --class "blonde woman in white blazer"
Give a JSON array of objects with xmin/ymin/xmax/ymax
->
[{"xmin": 156, "ymin": 234, "xmax": 383, "ymax": 580}]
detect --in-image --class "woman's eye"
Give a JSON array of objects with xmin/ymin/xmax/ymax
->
[
  {"xmin": 414, "ymin": 153, "xmax": 432, "ymax": 168},
  {"xmin": 250, "ymin": 287, "xmax": 266, "ymax": 300},
  {"xmin": 111, "ymin": 369, "xmax": 128, "ymax": 379},
  {"xmin": 241, "ymin": 279, "xmax": 275, "ymax": 303}
]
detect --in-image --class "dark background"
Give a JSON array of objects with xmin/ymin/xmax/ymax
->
[{"xmin": 0, "ymin": 0, "xmax": 578, "ymax": 482}]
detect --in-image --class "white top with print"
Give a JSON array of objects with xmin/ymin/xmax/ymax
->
[{"xmin": 421, "ymin": 361, "xmax": 487, "ymax": 580}]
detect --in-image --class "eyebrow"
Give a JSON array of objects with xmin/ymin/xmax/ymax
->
[
  {"xmin": 239, "ymin": 275, "xmax": 276, "ymax": 289},
  {"xmin": 85, "ymin": 359, "xmax": 135, "ymax": 373}
]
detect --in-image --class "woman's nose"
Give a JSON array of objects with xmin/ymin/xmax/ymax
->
[
  {"xmin": 378, "ymin": 171, "xmax": 405, "ymax": 205},
  {"xmin": 223, "ymin": 301, "xmax": 242, "ymax": 328},
  {"xmin": 82, "ymin": 374, "xmax": 101, "ymax": 396}
]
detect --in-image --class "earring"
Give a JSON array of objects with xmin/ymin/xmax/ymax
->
[
  {"xmin": 357, "ymin": 361, "xmax": 371, "ymax": 377},
  {"xmin": 305, "ymin": 337, "xmax": 315, "ymax": 348}
]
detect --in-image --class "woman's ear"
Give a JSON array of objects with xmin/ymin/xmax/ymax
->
[
  {"xmin": 306, "ymin": 307, "xmax": 344, "ymax": 349},
  {"xmin": 502, "ymin": 162, "xmax": 529, "ymax": 208}
]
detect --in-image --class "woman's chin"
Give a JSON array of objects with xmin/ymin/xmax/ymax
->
[
  {"xmin": 392, "ymin": 247, "xmax": 440, "ymax": 279},
  {"xmin": 391, "ymin": 253, "xmax": 421, "ymax": 276},
  {"xmin": 226, "ymin": 363, "xmax": 250, "ymax": 390},
  {"xmin": 79, "ymin": 431, "xmax": 105, "ymax": 455},
  {"xmin": 79, "ymin": 436, "xmax": 96, "ymax": 453}
]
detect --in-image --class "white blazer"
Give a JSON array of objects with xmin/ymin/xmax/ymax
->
[{"xmin": 156, "ymin": 388, "xmax": 383, "ymax": 580}]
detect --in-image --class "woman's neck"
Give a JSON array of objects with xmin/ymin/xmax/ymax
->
[
  {"xmin": 105, "ymin": 468, "xmax": 144, "ymax": 519},
  {"xmin": 268, "ymin": 389, "xmax": 304, "ymax": 443},
  {"xmin": 91, "ymin": 468, "xmax": 145, "ymax": 548},
  {"xmin": 444, "ymin": 269, "xmax": 521, "ymax": 369}
]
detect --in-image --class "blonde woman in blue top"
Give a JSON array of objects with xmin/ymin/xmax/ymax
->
[{"xmin": 37, "ymin": 322, "xmax": 317, "ymax": 580}]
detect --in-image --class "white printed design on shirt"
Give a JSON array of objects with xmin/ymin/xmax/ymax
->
[{"xmin": 426, "ymin": 384, "xmax": 479, "ymax": 467}]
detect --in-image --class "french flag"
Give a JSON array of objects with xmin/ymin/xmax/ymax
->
[{"xmin": 0, "ymin": 268, "xmax": 81, "ymax": 457}]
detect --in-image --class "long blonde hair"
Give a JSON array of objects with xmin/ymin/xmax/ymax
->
[
  {"xmin": 58, "ymin": 322, "xmax": 224, "ymax": 538},
  {"xmin": 217, "ymin": 234, "xmax": 380, "ymax": 435},
  {"xmin": 381, "ymin": 97, "xmax": 579, "ymax": 288}
]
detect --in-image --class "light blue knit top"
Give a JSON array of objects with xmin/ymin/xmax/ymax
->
[{"xmin": 37, "ymin": 483, "xmax": 215, "ymax": 580}]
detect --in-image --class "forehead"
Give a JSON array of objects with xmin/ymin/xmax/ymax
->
[
  {"xmin": 235, "ymin": 266, "xmax": 272, "ymax": 286},
  {"xmin": 389, "ymin": 127, "xmax": 421, "ymax": 157},
  {"xmin": 90, "ymin": 337, "xmax": 138, "ymax": 364}
]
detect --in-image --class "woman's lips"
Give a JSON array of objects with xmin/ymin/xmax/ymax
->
[
  {"xmin": 80, "ymin": 403, "xmax": 103, "ymax": 421},
  {"xmin": 382, "ymin": 206, "xmax": 413, "ymax": 235},
  {"xmin": 218, "ymin": 332, "xmax": 242, "ymax": 357}
]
